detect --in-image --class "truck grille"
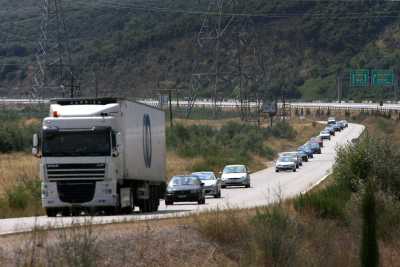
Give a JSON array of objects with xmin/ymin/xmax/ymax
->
[
  {"xmin": 57, "ymin": 181, "xmax": 96, "ymax": 204},
  {"xmin": 47, "ymin": 163, "xmax": 105, "ymax": 180}
]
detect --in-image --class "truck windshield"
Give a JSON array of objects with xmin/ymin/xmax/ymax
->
[{"xmin": 42, "ymin": 130, "xmax": 111, "ymax": 157}]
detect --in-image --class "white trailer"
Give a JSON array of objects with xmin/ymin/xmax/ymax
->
[{"xmin": 32, "ymin": 98, "xmax": 166, "ymax": 216}]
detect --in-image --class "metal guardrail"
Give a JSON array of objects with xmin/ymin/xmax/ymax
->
[{"xmin": 2, "ymin": 98, "xmax": 400, "ymax": 112}]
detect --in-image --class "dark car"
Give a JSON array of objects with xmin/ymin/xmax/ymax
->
[
  {"xmin": 325, "ymin": 126, "xmax": 335, "ymax": 136},
  {"xmin": 307, "ymin": 141, "xmax": 321, "ymax": 154},
  {"xmin": 296, "ymin": 149, "xmax": 309, "ymax": 162},
  {"xmin": 332, "ymin": 123, "xmax": 342, "ymax": 132},
  {"xmin": 165, "ymin": 175, "xmax": 206, "ymax": 205},
  {"xmin": 298, "ymin": 145, "xmax": 313, "ymax": 158},
  {"xmin": 310, "ymin": 136, "xmax": 323, "ymax": 148}
]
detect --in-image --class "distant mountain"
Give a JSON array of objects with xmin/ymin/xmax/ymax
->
[{"xmin": 1, "ymin": 0, "xmax": 400, "ymax": 101}]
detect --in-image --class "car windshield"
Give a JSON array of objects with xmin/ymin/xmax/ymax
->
[
  {"xmin": 192, "ymin": 172, "xmax": 214, "ymax": 180},
  {"xmin": 279, "ymin": 157, "xmax": 292, "ymax": 162},
  {"xmin": 223, "ymin": 166, "xmax": 245, "ymax": 173},
  {"xmin": 169, "ymin": 176, "xmax": 199, "ymax": 186},
  {"xmin": 42, "ymin": 130, "xmax": 111, "ymax": 157}
]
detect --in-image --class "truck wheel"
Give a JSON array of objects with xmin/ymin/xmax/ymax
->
[
  {"xmin": 61, "ymin": 208, "xmax": 70, "ymax": 217},
  {"xmin": 46, "ymin": 208, "xmax": 58, "ymax": 217}
]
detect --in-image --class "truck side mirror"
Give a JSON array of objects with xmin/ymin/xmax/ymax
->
[
  {"xmin": 32, "ymin": 133, "xmax": 40, "ymax": 157},
  {"xmin": 112, "ymin": 132, "xmax": 122, "ymax": 157}
]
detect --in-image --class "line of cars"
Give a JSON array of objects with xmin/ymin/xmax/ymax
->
[
  {"xmin": 275, "ymin": 118, "xmax": 348, "ymax": 172},
  {"xmin": 165, "ymin": 117, "xmax": 348, "ymax": 205},
  {"xmin": 164, "ymin": 164, "xmax": 250, "ymax": 206}
]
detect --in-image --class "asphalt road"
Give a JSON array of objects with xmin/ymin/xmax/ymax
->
[{"xmin": 0, "ymin": 123, "xmax": 364, "ymax": 235}]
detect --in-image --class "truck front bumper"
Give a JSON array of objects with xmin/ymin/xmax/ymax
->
[{"xmin": 42, "ymin": 181, "xmax": 118, "ymax": 208}]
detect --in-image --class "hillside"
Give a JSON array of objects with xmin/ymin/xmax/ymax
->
[{"xmin": 1, "ymin": 0, "xmax": 400, "ymax": 100}]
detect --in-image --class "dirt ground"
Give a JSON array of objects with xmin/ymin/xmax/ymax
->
[{"xmin": 0, "ymin": 217, "xmax": 236, "ymax": 267}]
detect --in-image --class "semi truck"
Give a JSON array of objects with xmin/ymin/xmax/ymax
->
[{"xmin": 32, "ymin": 98, "xmax": 166, "ymax": 216}]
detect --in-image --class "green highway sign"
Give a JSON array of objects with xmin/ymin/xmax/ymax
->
[
  {"xmin": 371, "ymin": 69, "xmax": 394, "ymax": 87},
  {"xmin": 350, "ymin": 69, "xmax": 369, "ymax": 87}
]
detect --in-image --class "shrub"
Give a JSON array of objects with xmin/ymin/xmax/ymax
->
[
  {"xmin": 265, "ymin": 121, "xmax": 297, "ymax": 140},
  {"xmin": 294, "ymin": 182, "xmax": 351, "ymax": 220},
  {"xmin": 249, "ymin": 206, "xmax": 302, "ymax": 266},
  {"xmin": 0, "ymin": 118, "xmax": 40, "ymax": 152},
  {"xmin": 360, "ymin": 180, "xmax": 379, "ymax": 267},
  {"xmin": 1, "ymin": 179, "xmax": 41, "ymax": 217}
]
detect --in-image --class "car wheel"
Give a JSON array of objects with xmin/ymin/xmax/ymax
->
[
  {"xmin": 293, "ymin": 168, "xmax": 296, "ymax": 172},
  {"xmin": 214, "ymin": 189, "xmax": 221, "ymax": 198},
  {"xmin": 275, "ymin": 169, "xmax": 279, "ymax": 172},
  {"xmin": 245, "ymin": 183, "xmax": 250, "ymax": 188},
  {"xmin": 165, "ymin": 199, "xmax": 173, "ymax": 205},
  {"xmin": 221, "ymin": 185, "xmax": 226, "ymax": 189},
  {"xmin": 46, "ymin": 208, "xmax": 58, "ymax": 217}
]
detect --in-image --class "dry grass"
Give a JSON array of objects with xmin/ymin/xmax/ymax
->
[
  {"xmin": 166, "ymin": 152, "xmax": 203, "ymax": 179},
  {"xmin": 0, "ymin": 153, "xmax": 39, "ymax": 196},
  {"xmin": 0, "ymin": 218, "xmax": 236, "ymax": 267},
  {"xmin": 174, "ymin": 117, "xmax": 241, "ymax": 128}
]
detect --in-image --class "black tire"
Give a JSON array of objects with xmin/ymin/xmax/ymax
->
[
  {"xmin": 139, "ymin": 200, "xmax": 151, "ymax": 212},
  {"xmin": 293, "ymin": 168, "xmax": 296, "ymax": 172},
  {"xmin": 61, "ymin": 208, "xmax": 70, "ymax": 217},
  {"xmin": 214, "ymin": 190, "xmax": 221, "ymax": 198},
  {"xmin": 165, "ymin": 199, "xmax": 173, "ymax": 205},
  {"xmin": 245, "ymin": 183, "xmax": 250, "ymax": 188},
  {"xmin": 275, "ymin": 169, "xmax": 279, "ymax": 172},
  {"xmin": 46, "ymin": 208, "xmax": 58, "ymax": 217},
  {"xmin": 221, "ymin": 185, "xmax": 226, "ymax": 189}
]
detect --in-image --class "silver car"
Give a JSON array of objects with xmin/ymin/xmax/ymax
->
[
  {"xmin": 192, "ymin": 171, "xmax": 221, "ymax": 198},
  {"xmin": 220, "ymin": 165, "xmax": 250, "ymax": 188},
  {"xmin": 275, "ymin": 156, "xmax": 296, "ymax": 172},
  {"xmin": 280, "ymin": 152, "xmax": 302, "ymax": 168}
]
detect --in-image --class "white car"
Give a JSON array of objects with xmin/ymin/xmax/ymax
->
[
  {"xmin": 275, "ymin": 156, "xmax": 296, "ymax": 172},
  {"xmin": 319, "ymin": 130, "xmax": 331, "ymax": 140},
  {"xmin": 192, "ymin": 171, "xmax": 221, "ymax": 198},
  {"xmin": 220, "ymin": 165, "xmax": 250, "ymax": 188}
]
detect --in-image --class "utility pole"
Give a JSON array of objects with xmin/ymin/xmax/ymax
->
[
  {"xmin": 33, "ymin": 0, "xmax": 78, "ymax": 98},
  {"xmin": 337, "ymin": 71, "xmax": 342, "ymax": 103},
  {"xmin": 168, "ymin": 89, "xmax": 173, "ymax": 127},
  {"xmin": 191, "ymin": 0, "xmax": 236, "ymax": 119}
]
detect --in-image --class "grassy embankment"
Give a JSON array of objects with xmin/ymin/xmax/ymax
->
[
  {"xmin": 0, "ymin": 109, "xmax": 323, "ymax": 218},
  {"xmin": 193, "ymin": 114, "xmax": 400, "ymax": 266}
]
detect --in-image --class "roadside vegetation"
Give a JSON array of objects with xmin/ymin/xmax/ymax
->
[
  {"xmin": 193, "ymin": 116, "xmax": 400, "ymax": 266},
  {"xmin": 2, "ymin": 114, "xmax": 400, "ymax": 266}
]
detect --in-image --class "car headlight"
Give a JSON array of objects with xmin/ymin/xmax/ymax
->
[{"xmin": 166, "ymin": 186, "xmax": 174, "ymax": 192}]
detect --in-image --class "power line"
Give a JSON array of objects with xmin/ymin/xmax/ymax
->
[{"xmin": 72, "ymin": 0, "xmax": 400, "ymax": 19}]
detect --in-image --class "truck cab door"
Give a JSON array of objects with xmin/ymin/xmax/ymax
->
[{"xmin": 110, "ymin": 131, "xmax": 123, "ymax": 180}]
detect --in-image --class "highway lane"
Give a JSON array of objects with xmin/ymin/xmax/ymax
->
[{"xmin": 0, "ymin": 123, "xmax": 364, "ymax": 235}]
